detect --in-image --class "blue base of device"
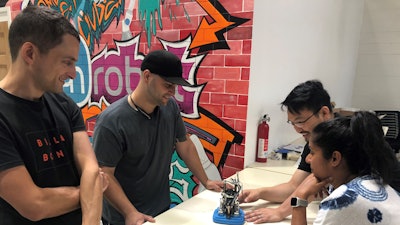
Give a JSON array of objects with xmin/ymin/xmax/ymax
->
[{"xmin": 212, "ymin": 208, "xmax": 245, "ymax": 225}]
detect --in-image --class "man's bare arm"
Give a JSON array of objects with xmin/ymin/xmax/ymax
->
[{"xmin": 0, "ymin": 166, "xmax": 80, "ymax": 221}]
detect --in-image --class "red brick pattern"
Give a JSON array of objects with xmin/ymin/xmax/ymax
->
[
  {"xmin": 128, "ymin": 4, "xmax": 254, "ymax": 181},
  {"xmin": 6, "ymin": 0, "xmax": 254, "ymax": 179}
]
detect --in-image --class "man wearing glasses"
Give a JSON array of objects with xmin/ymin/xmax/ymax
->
[
  {"xmin": 238, "ymin": 80, "xmax": 334, "ymax": 223},
  {"xmin": 240, "ymin": 79, "xmax": 400, "ymax": 224}
]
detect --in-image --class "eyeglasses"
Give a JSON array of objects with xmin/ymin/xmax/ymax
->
[{"xmin": 287, "ymin": 112, "xmax": 317, "ymax": 128}]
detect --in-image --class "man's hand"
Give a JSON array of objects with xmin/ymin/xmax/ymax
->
[
  {"xmin": 238, "ymin": 189, "xmax": 261, "ymax": 203},
  {"xmin": 244, "ymin": 207, "xmax": 286, "ymax": 224},
  {"xmin": 125, "ymin": 211, "xmax": 156, "ymax": 225},
  {"xmin": 205, "ymin": 180, "xmax": 224, "ymax": 192}
]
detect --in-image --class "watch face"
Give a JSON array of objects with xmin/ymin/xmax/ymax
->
[
  {"xmin": 291, "ymin": 197, "xmax": 297, "ymax": 206},
  {"xmin": 291, "ymin": 197, "xmax": 307, "ymax": 207}
]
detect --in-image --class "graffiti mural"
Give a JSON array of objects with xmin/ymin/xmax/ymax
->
[
  {"xmin": 6, "ymin": 0, "xmax": 250, "ymax": 205},
  {"xmin": 190, "ymin": 0, "xmax": 249, "ymax": 53},
  {"xmin": 32, "ymin": 0, "xmax": 125, "ymax": 54}
]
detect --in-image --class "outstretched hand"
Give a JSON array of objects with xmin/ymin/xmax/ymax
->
[
  {"xmin": 238, "ymin": 189, "xmax": 261, "ymax": 203},
  {"xmin": 205, "ymin": 180, "xmax": 224, "ymax": 192},
  {"xmin": 245, "ymin": 207, "xmax": 286, "ymax": 224}
]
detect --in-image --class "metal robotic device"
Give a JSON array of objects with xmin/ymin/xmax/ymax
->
[{"xmin": 213, "ymin": 173, "xmax": 245, "ymax": 225}]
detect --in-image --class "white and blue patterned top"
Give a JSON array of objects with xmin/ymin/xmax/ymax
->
[{"xmin": 314, "ymin": 175, "xmax": 400, "ymax": 225}]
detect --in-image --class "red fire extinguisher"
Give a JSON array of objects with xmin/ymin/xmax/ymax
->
[{"xmin": 256, "ymin": 114, "xmax": 270, "ymax": 162}]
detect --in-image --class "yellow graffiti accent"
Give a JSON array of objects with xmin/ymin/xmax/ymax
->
[
  {"xmin": 183, "ymin": 113, "xmax": 235, "ymax": 166},
  {"xmin": 190, "ymin": 0, "xmax": 234, "ymax": 49}
]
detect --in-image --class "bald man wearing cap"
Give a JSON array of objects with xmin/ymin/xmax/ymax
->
[{"xmin": 93, "ymin": 50, "xmax": 224, "ymax": 225}]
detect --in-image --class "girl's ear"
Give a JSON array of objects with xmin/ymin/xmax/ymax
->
[{"xmin": 330, "ymin": 150, "xmax": 342, "ymax": 166}]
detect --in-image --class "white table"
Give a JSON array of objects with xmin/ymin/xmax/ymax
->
[
  {"xmin": 248, "ymin": 159, "xmax": 299, "ymax": 175},
  {"xmin": 144, "ymin": 167, "xmax": 318, "ymax": 225}
]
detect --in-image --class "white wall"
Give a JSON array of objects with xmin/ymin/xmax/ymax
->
[
  {"xmin": 352, "ymin": 0, "xmax": 400, "ymax": 110},
  {"xmin": 245, "ymin": 0, "xmax": 365, "ymax": 167},
  {"xmin": 0, "ymin": 6, "xmax": 11, "ymax": 25}
]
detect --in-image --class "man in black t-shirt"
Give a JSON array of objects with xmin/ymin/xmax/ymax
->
[
  {"xmin": 0, "ymin": 6, "xmax": 107, "ymax": 225},
  {"xmin": 239, "ymin": 80, "xmax": 335, "ymax": 223},
  {"xmin": 239, "ymin": 80, "xmax": 400, "ymax": 224}
]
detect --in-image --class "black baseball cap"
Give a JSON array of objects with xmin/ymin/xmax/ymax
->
[{"xmin": 141, "ymin": 50, "xmax": 192, "ymax": 86}]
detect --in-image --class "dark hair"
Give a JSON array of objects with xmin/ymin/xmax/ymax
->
[
  {"xmin": 8, "ymin": 5, "xmax": 79, "ymax": 61},
  {"xmin": 281, "ymin": 80, "xmax": 332, "ymax": 114},
  {"xmin": 311, "ymin": 111, "xmax": 397, "ymax": 185}
]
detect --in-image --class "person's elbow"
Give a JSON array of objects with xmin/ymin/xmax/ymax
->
[
  {"xmin": 17, "ymin": 199, "xmax": 52, "ymax": 221},
  {"xmin": 15, "ymin": 188, "xmax": 78, "ymax": 221}
]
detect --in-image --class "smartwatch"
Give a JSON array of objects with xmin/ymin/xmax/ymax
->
[{"xmin": 290, "ymin": 197, "xmax": 308, "ymax": 207}]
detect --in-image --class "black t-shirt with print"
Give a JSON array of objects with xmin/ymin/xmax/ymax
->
[{"xmin": 0, "ymin": 89, "xmax": 84, "ymax": 225}]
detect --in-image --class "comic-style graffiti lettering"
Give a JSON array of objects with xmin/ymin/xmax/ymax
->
[
  {"xmin": 92, "ymin": 56, "xmax": 142, "ymax": 98},
  {"xmin": 64, "ymin": 66, "xmax": 85, "ymax": 94},
  {"xmin": 91, "ymin": 37, "xmax": 142, "ymax": 104},
  {"xmin": 64, "ymin": 37, "xmax": 92, "ymax": 108},
  {"xmin": 34, "ymin": 0, "xmax": 125, "ymax": 54}
]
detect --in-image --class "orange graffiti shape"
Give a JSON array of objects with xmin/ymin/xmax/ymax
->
[
  {"xmin": 190, "ymin": 0, "xmax": 234, "ymax": 49},
  {"xmin": 81, "ymin": 101, "xmax": 108, "ymax": 125},
  {"xmin": 183, "ymin": 113, "xmax": 236, "ymax": 166}
]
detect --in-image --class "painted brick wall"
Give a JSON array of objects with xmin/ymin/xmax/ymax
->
[
  {"xmin": 5, "ymin": 0, "xmax": 254, "ymax": 179},
  {"xmin": 129, "ymin": 0, "xmax": 254, "ymax": 179}
]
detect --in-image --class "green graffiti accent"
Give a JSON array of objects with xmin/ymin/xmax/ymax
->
[
  {"xmin": 169, "ymin": 151, "xmax": 197, "ymax": 205},
  {"xmin": 138, "ymin": 0, "xmax": 162, "ymax": 48},
  {"xmin": 138, "ymin": 0, "xmax": 186, "ymax": 48},
  {"xmin": 183, "ymin": 3, "xmax": 191, "ymax": 22}
]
